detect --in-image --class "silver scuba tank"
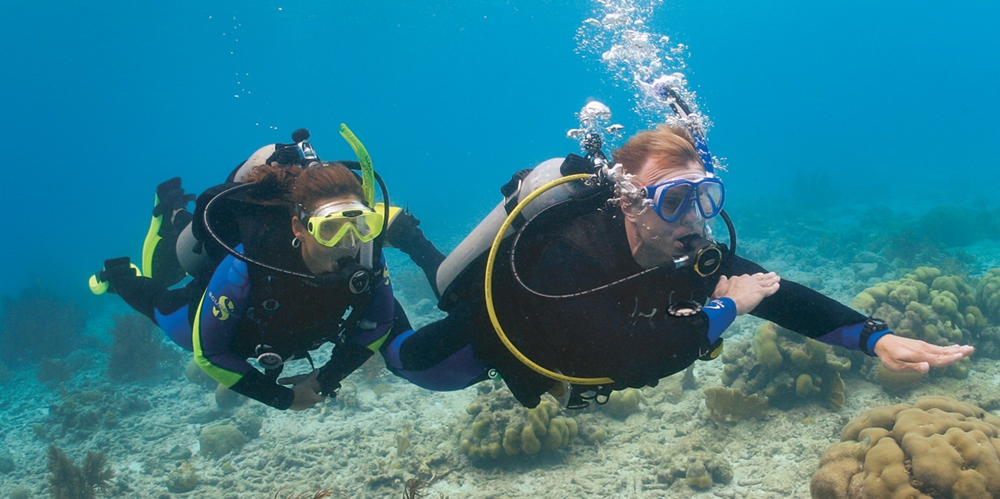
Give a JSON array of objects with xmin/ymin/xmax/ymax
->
[{"xmin": 435, "ymin": 157, "xmax": 594, "ymax": 296}]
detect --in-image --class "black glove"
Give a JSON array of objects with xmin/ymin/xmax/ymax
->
[{"xmin": 316, "ymin": 343, "xmax": 374, "ymax": 396}]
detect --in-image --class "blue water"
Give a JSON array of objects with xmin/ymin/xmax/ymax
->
[
  {"xmin": 2, "ymin": 2, "xmax": 1000, "ymax": 497},
  {"xmin": 1, "ymin": 0, "xmax": 997, "ymax": 300}
]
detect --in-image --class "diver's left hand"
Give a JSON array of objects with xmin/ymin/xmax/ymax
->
[
  {"xmin": 279, "ymin": 370, "xmax": 327, "ymax": 411},
  {"xmin": 874, "ymin": 334, "xmax": 975, "ymax": 373}
]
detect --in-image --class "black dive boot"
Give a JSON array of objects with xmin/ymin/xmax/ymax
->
[{"xmin": 383, "ymin": 210, "xmax": 446, "ymax": 298}]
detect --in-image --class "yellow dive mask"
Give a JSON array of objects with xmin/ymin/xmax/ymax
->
[{"xmin": 305, "ymin": 200, "xmax": 384, "ymax": 248}]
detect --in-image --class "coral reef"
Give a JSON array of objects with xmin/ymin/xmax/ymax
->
[
  {"xmin": 402, "ymin": 477, "xmax": 428, "ymax": 499},
  {"xmin": 165, "ymin": 460, "xmax": 198, "ymax": 493},
  {"xmin": 0, "ymin": 447, "xmax": 15, "ymax": 473},
  {"xmin": 811, "ymin": 396, "xmax": 1000, "ymax": 499},
  {"xmin": 270, "ymin": 488, "xmax": 341, "ymax": 499},
  {"xmin": 703, "ymin": 386, "xmax": 768, "ymax": 423},
  {"xmin": 37, "ymin": 357, "xmax": 73, "ymax": 384},
  {"xmin": 46, "ymin": 445, "xmax": 114, "ymax": 499},
  {"xmin": 600, "ymin": 388, "xmax": 642, "ymax": 418},
  {"xmin": 654, "ymin": 431, "xmax": 733, "ymax": 490},
  {"xmin": 107, "ymin": 313, "xmax": 181, "ymax": 381},
  {"xmin": 184, "ymin": 358, "xmax": 218, "ymax": 388},
  {"xmin": 717, "ymin": 322, "xmax": 851, "ymax": 411},
  {"xmin": 1, "ymin": 288, "xmax": 90, "ymax": 365},
  {"xmin": 851, "ymin": 266, "xmax": 978, "ymax": 378},
  {"xmin": 46, "ymin": 387, "xmax": 152, "ymax": 437},
  {"xmin": 457, "ymin": 386, "xmax": 579, "ymax": 460},
  {"xmin": 199, "ymin": 424, "xmax": 245, "ymax": 458},
  {"xmin": 215, "ymin": 383, "xmax": 245, "ymax": 409},
  {"xmin": 875, "ymin": 364, "xmax": 924, "ymax": 393},
  {"xmin": 976, "ymin": 268, "xmax": 1000, "ymax": 323}
]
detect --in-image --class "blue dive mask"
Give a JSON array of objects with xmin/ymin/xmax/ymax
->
[{"xmin": 645, "ymin": 175, "xmax": 725, "ymax": 223}]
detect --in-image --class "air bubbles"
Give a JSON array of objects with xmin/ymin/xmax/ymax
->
[{"xmin": 576, "ymin": 0, "xmax": 702, "ymax": 129}]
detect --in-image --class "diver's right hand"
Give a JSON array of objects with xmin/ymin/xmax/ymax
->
[
  {"xmin": 713, "ymin": 272, "xmax": 780, "ymax": 316},
  {"xmin": 280, "ymin": 370, "xmax": 327, "ymax": 411}
]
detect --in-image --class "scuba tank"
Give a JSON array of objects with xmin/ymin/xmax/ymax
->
[
  {"xmin": 436, "ymin": 101, "xmax": 623, "ymax": 299},
  {"xmin": 435, "ymin": 155, "xmax": 599, "ymax": 298}
]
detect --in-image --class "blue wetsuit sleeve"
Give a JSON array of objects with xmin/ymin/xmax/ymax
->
[
  {"xmin": 813, "ymin": 322, "xmax": 892, "ymax": 356},
  {"xmin": 193, "ymin": 248, "xmax": 294, "ymax": 409},
  {"xmin": 704, "ymin": 297, "xmax": 737, "ymax": 343}
]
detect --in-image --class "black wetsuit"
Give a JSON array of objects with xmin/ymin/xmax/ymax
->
[{"xmin": 388, "ymin": 201, "xmax": 873, "ymax": 408}]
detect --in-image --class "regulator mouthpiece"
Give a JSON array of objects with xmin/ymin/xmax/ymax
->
[{"xmin": 674, "ymin": 234, "xmax": 722, "ymax": 277}]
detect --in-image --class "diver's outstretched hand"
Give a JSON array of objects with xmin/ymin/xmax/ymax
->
[
  {"xmin": 713, "ymin": 272, "xmax": 781, "ymax": 316},
  {"xmin": 279, "ymin": 370, "xmax": 327, "ymax": 411},
  {"xmin": 874, "ymin": 335, "xmax": 975, "ymax": 373}
]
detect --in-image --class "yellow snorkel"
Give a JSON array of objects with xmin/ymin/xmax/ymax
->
[{"xmin": 339, "ymin": 123, "xmax": 376, "ymax": 208}]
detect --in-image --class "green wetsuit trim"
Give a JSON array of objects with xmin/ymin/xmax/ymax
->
[
  {"xmin": 141, "ymin": 193, "xmax": 162, "ymax": 278},
  {"xmin": 365, "ymin": 329, "xmax": 392, "ymax": 353},
  {"xmin": 192, "ymin": 289, "xmax": 244, "ymax": 388}
]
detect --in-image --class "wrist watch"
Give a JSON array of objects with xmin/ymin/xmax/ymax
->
[
  {"xmin": 859, "ymin": 318, "xmax": 889, "ymax": 354},
  {"xmin": 667, "ymin": 300, "xmax": 702, "ymax": 317}
]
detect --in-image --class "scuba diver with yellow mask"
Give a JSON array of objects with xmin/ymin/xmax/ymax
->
[
  {"xmin": 90, "ymin": 127, "xmax": 445, "ymax": 410},
  {"xmin": 377, "ymin": 89, "xmax": 974, "ymax": 409}
]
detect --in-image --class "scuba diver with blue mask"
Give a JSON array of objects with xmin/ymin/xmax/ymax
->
[
  {"xmin": 90, "ymin": 127, "xmax": 446, "ymax": 410},
  {"xmin": 375, "ymin": 95, "xmax": 974, "ymax": 410}
]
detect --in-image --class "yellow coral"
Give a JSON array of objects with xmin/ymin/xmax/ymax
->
[
  {"xmin": 752, "ymin": 323, "xmax": 783, "ymax": 370},
  {"xmin": 459, "ymin": 393, "xmax": 577, "ymax": 459},
  {"xmin": 850, "ymin": 292, "xmax": 877, "ymax": 315},
  {"xmin": 704, "ymin": 387, "xmax": 768, "ymax": 423},
  {"xmin": 603, "ymin": 388, "xmax": 641, "ymax": 418},
  {"xmin": 976, "ymin": 268, "xmax": 1000, "ymax": 322},
  {"xmin": 911, "ymin": 266, "xmax": 942, "ymax": 284},
  {"xmin": 816, "ymin": 396, "xmax": 1000, "ymax": 498},
  {"xmin": 795, "ymin": 374, "xmax": 820, "ymax": 397}
]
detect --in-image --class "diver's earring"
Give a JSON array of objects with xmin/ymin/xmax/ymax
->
[{"xmin": 292, "ymin": 237, "xmax": 301, "ymax": 248}]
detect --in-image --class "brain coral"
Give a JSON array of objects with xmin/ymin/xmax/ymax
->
[
  {"xmin": 458, "ymin": 386, "xmax": 579, "ymax": 461},
  {"xmin": 811, "ymin": 396, "xmax": 1000, "ymax": 499}
]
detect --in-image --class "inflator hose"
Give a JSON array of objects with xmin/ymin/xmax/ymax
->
[{"xmin": 485, "ymin": 173, "xmax": 615, "ymax": 386}]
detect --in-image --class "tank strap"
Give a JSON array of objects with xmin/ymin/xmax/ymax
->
[{"xmin": 501, "ymin": 169, "xmax": 533, "ymax": 214}]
